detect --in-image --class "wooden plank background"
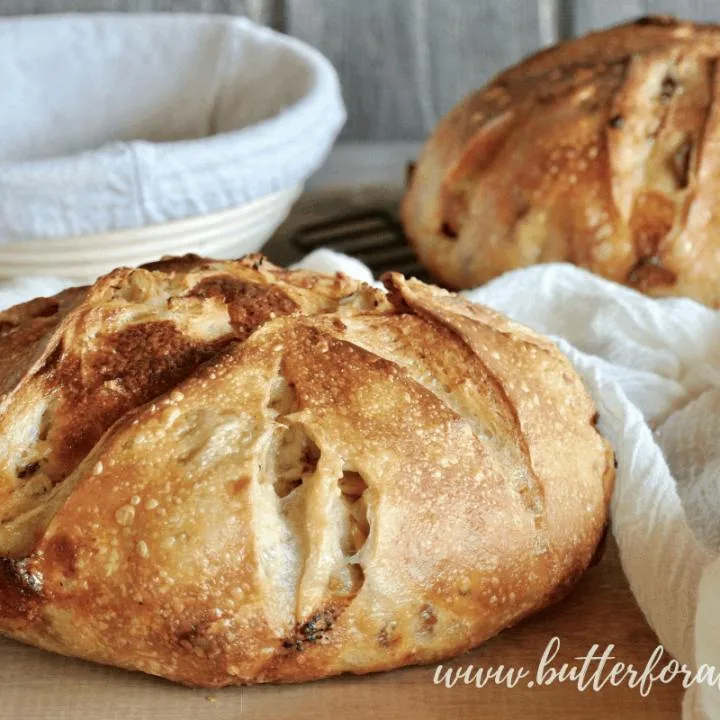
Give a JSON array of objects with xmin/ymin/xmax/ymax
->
[{"xmin": 1, "ymin": 0, "xmax": 718, "ymax": 137}]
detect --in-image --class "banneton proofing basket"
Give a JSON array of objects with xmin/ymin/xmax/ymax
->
[
  {"xmin": 0, "ymin": 186, "xmax": 302, "ymax": 278},
  {"xmin": 0, "ymin": 14, "xmax": 345, "ymax": 280}
]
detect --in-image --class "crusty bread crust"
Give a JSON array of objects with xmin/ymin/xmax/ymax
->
[
  {"xmin": 402, "ymin": 16, "xmax": 720, "ymax": 306},
  {"xmin": 0, "ymin": 287, "xmax": 87, "ymax": 401},
  {"xmin": 0, "ymin": 256, "xmax": 613, "ymax": 686}
]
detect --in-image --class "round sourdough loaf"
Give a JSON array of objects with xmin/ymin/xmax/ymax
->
[
  {"xmin": 0, "ymin": 255, "xmax": 613, "ymax": 686},
  {"xmin": 403, "ymin": 16, "xmax": 720, "ymax": 306}
]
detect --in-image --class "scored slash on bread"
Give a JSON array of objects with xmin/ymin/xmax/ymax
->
[
  {"xmin": 0, "ymin": 255, "xmax": 613, "ymax": 686},
  {"xmin": 0, "ymin": 254, "xmax": 382, "ymax": 557}
]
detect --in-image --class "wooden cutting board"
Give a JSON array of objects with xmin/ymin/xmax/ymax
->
[{"xmin": 0, "ymin": 536, "xmax": 681, "ymax": 719}]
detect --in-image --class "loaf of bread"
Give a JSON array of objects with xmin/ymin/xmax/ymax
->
[
  {"xmin": 0, "ymin": 255, "xmax": 613, "ymax": 686},
  {"xmin": 402, "ymin": 16, "xmax": 720, "ymax": 306}
]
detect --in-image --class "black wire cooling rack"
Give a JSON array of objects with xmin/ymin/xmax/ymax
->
[{"xmin": 287, "ymin": 209, "xmax": 432, "ymax": 282}]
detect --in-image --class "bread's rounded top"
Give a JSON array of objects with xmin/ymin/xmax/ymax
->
[
  {"xmin": 403, "ymin": 16, "xmax": 720, "ymax": 305},
  {"xmin": 0, "ymin": 256, "xmax": 613, "ymax": 686}
]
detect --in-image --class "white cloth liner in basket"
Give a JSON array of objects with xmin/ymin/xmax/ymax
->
[{"xmin": 0, "ymin": 13, "xmax": 345, "ymax": 243}]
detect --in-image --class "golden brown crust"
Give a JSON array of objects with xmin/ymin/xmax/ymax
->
[
  {"xmin": 0, "ymin": 256, "xmax": 613, "ymax": 686},
  {"xmin": 402, "ymin": 16, "xmax": 720, "ymax": 306},
  {"xmin": 0, "ymin": 254, "xmax": 383, "ymax": 558},
  {"xmin": 0, "ymin": 287, "xmax": 88, "ymax": 401}
]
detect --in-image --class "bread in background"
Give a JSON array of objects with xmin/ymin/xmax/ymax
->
[{"xmin": 402, "ymin": 16, "xmax": 720, "ymax": 306}]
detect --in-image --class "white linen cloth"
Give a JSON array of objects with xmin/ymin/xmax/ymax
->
[
  {"xmin": 0, "ymin": 14, "xmax": 345, "ymax": 242},
  {"xmin": 2, "ymin": 252, "xmax": 720, "ymax": 717}
]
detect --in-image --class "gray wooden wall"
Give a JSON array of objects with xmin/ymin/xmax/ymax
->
[{"xmin": 4, "ymin": 0, "xmax": 720, "ymax": 139}]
